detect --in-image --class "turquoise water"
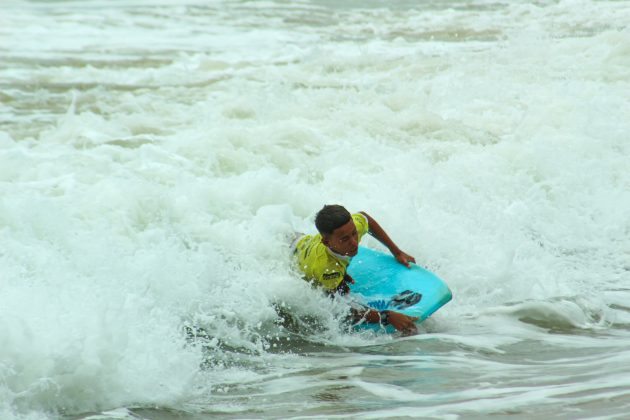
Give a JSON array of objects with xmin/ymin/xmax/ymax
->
[{"xmin": 1, "ymin": 0, "xmax": 630, "ymax": 418}]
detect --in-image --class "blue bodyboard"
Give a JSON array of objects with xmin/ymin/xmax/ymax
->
[{"xmin": 348, "ymin": 246, "xmax": 452, "ymax": 330}]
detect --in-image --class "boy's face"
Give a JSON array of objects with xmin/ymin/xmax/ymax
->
[{"xmin": 322, "ymin": 219, "xmax": 359, "ymax": 256}]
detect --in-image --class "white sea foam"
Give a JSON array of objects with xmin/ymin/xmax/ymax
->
[{"xmin": 1, "ymin": 0, "xmax": 630, "ymax": 418}]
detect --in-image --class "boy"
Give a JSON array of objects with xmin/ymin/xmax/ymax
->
[{"xmin": 293, "ymin": 205, "xmax": 419, "ymax": 334}]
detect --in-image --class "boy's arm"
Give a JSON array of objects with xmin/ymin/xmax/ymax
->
[
  {"xmin": 359, "ymin": 211, "xmax": 416, "ymax": 267},
  {"xmin": 352, "ymin": 307, "xmax": 419, "ymax": 335}
]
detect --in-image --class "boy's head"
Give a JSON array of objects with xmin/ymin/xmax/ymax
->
[{"xmin": 315, "ymin": 205, "xmax": 359, "ymax": 256}]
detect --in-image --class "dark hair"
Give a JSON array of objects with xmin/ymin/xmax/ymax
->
[{"xmin": 315, "ymin": 205, "xmax": 351, "ymax": 236}]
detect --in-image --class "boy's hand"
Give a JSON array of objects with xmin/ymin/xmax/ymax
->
[
  {"xmin": 335, "ymin": 273, "xmax": 355, "ymax": 295},
  {"xmin": 343, "ymin": 273, "xmax": 355, "ymax": 284},
  {"xmin": 387, "ymin": 311, "xmax": 419, "ymax": 335},
  {"xmin": 394, "ymin": 250, "xmax": 416, "ymax": 268}
]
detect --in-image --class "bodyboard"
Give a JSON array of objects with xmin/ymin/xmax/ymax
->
[{"xmin": 347, "ymin": 246, "xmax": 452, "ymax": 331}]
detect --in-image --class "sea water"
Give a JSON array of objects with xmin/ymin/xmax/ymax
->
[{"xmin": 1, "ymin": 0, "xmax": 629, "ymax": 418}]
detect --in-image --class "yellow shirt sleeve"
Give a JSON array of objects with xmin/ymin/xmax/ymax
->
[
  {"xmin": 352, "ymin": 213, "xmax": 369, "ymax": 239},
  {"xmin": 315, "ymin": 265, "xmax": 344, "ymax": 289},
  {"xmin": 296, "ymin": 235, "xmax": 345, "ymax": 289}
]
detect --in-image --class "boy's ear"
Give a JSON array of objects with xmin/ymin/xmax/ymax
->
[{"xmin": 321, "ymin": 235, "xmax": 330, "ymax": 247}]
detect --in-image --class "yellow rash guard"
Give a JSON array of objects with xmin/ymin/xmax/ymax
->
[{"xmin": 294, "ymin": 213, "xmax": 369, "ymax": 290}]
